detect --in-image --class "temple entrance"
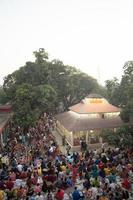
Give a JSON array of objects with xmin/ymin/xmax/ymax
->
[
  {"xmin": 88, "ymin": 130, "xmax": 102, "ymax": 144},
  {"xmin": 73, "ymin": 131, "xmax": 86, "ymax": 146},
  {"xmin": 72, "ymin": 130, "xmax": 102, "ymax": 147}
]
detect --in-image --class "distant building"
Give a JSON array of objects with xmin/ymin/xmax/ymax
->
[
  {"xmin": 55, "ymin": 94, "xmax": 124, "ymax": 148},
  {"xmin": 0, "ymin": 105, "xmax": 12, "ymax": 149}
]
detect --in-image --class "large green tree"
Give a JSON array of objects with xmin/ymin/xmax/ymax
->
[
  {"xmin": 12, "ymin": 83, "xmax": 57, "ymax": 128},
  {"xmin": 0, "ymin": 86, "xmax": 8, "ymax": 104},
  {"xmin": 105, "ymin": 77, "xmax": 120, "ymax": 106},
  {"xmin": 103, "ymin": 61, "xmax": 133, "ymax": 145},
  {"xmin": 119, "ymin": 61, "xmax": 133, "ymax": 122},
  {"xmin": 3, "ymin": 48, "xmax": 103, "ymax": 128},
  {"xmin": 101, "ymin": 125, "xmax": 133, "ymax": 148},
  {"xmin": 105, "ymin": 61, "xmax": 133, "ymax": 123},
  {"xmin": 49, "ymin": 64, "xmax": 100, "ymax": 110}
]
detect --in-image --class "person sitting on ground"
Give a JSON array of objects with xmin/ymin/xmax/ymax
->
[
  {"xmin": 72, "ymin": 187, "xmax": 81, "ymax": 200},
  {"xmin": 55, "ymin": 188, "xmax": 64, "ymax": 200}
]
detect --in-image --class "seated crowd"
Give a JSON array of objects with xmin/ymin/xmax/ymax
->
[{"xmin": 0, "ymin": 113, "xmax": 132, "ymax": 199}]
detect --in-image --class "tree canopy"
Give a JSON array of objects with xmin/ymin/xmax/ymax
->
[
  {"xmin": 2, "ymin": 48, "xmax": 102, "ymax": 128},
  {"xmin": 105, "ymin": 61, "xmax": 133, "ymax": 123},
  {"xmin": 101, "ymin": 125, "xmax": 133, "ymax": 148},
  {"xmin": 104, "ymin": 61, "xmax": 133, "ymax": 146},
  {"xmin": 0, "ymin": 86, "xmax": 8, "ymax": 105}
]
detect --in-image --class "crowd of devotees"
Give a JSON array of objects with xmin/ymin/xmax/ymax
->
[{"xmin": 0, "ymin": 113, "xmax": 132, "ymax": 200}]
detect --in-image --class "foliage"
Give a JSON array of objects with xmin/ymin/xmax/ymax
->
[
  {"xmin": 101, "ymin": 129, "xmax": 120, "ymax": 147},
  {"xmin": 56, "ymin": 69, "xmax": 100, "ymax": 110},
  {"xmin": 11, "ymin": 83, "xmax": 57, "ymax": 128},
  {"xmin": 0, "ymin": 86, "xmax": 8, "ymax": 104},
  {"xmin": 105, "ymin": 61, "xmax": 133, "ymax": 123},
  {"xmin": 105, "ymin": 77, "xmax": 120, "ymax": 106},
  {"xmin": 3, "ymin": 48, "xmax": 102, "ymax": 128},
  {"xmin": 101, "ymin": 126, "xmax": 133, "ymax": 147},
  {"xmin": 33, "ymin": 48, "xmax": 48, "ymax": 64},
  {"xmin": 119, "ymin": 62, "xmax": 133, "ymax": 121},
  {"xmin": 96, "ymin": 61, "xmax": 133, "ymax": 147}
]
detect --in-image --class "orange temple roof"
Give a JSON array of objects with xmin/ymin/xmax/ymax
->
[{"xmin": 69, "ymin": 96, "xmax": 121, "ymax": 114}]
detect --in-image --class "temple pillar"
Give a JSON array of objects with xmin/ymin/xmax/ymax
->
[
  {"xmin": 71, "ymin": 131, "xmax": 73, "ymax": 146},
  {"xmin": 86, "ymin": 131, "xmax": 89, "ymax": 144},
  {"xmin": 99, "ymin": 136, "xmax": 103, "ymax": 144}
]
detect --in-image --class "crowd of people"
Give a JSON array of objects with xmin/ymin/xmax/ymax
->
[{"xmin": 0, "ymin": 113, "xmax": 133, "ymax": 199}]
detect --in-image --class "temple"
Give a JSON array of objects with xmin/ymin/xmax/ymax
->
[{"xmin": 55, "ymin": 94, "xmax": 124, "ymax": 148}]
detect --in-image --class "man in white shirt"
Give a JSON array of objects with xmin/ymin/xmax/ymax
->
[
  {"xmin": 91, "ymin": 186, "xmax": 98, "ymax": 199},
  {"xmin": 17, "ymin": 163, "xmax": 23, "ymax": 172}
]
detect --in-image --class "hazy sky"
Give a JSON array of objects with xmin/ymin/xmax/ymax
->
[{"xmin": 0, "ymin": 0, "xmax": 133, "ymax": 85}]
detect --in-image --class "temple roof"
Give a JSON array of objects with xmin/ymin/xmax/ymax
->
[
  {"xmin": 69, "ymin": 95, "xmax": 121, "ymax": 114},
  {"xmin": 55, "ymin": 94, "xmax": 124, "ymax": 131},
  {"xmin": 0, "ymin": 104, "xmax": 12, "ymax": 112},
  {"xmin": 56, "ymin": 111, "xmax": 125, "ymax": 132},
  {"xmin": 0, "ymin": 105, "xmax": 12, "ymax": 134}
]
